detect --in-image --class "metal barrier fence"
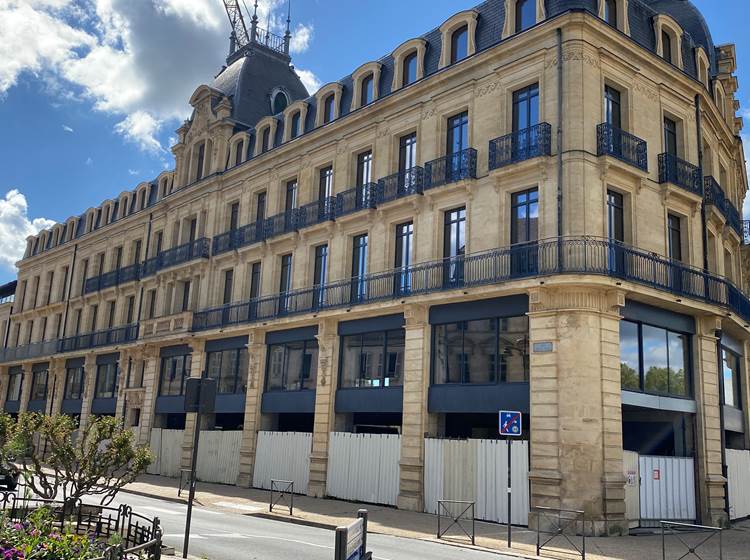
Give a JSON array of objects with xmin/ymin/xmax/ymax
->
[
  {"xmin": 661, "ymin": 521, "xmax": 723, "ymax": 560},
  {"xmin": 534, "ymin": 507, "xmax": 586, "ymax": 559},
  {"xmin": 270, "ymin": 479, "xmax": 294, "ymax": 515},
  {"xmin": 0, "ymin": 490, "xmax": 162, "ymax": 559},
  {"xmin": 436, "ymin": 500, "xmax": 475, "ymax": 545}
]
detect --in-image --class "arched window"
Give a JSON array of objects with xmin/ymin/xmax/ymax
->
[
  {"xmin": 272, "ymin": 90, "xmax": 288, "ymax": 114},
  {"xmin": 290, "ymin": 111, "xmax": 301, "ymax": 138},
  {"xmin": 323, "ymin": 93, "xmax": 336, "ymax": 124},
  {"xmin": 360, "ymin": 73, "xmax": 374, "ymax": 107},
  {"xmin": 450, "ymin": 25, "xmax": 468, "ymax": 64},
  {"xmin": 261, "ymin": 127, "xmax": 271, "ymax": 153},
  {"xmin": 603, "ymin": 0, "xmax": 617, "ymax": 27},
  {"xmin": 516, "ymin": 0, "xmax": 535, "ymax": 32},
  {"xmin": 403, "ymin": 51, "xmax": 418, "ymax": 87},
  {"xmin": 661, "ymin": 30, "xmax": 673, "ymax": 64}
]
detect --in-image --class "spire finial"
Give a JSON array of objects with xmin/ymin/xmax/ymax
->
[
  {"xmin": 283, "ymin": 0, "xmax": 292, "ymax": 55},
  {"xmin": 250, "ymin": 0, "xmax": 258, "ymax": 42}
]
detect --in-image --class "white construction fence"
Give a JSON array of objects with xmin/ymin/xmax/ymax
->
[{"xmin": 252, "ymin": 431, "xmax": 312, "ymax": 494}]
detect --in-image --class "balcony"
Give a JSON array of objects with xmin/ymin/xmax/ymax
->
[
  {"xmin": 192, "ymin": 237, "xmax": 750, "ymax": 332},
  {"xmin": 424, "ymin": 148, "xmax": 477, "ymax": 190},
  {"xmin": 141, "ymin": 238, "xmax": 210, "ymax": 276},
  {"xmin": 263, "ymin": 210, "xmax": 297, "ymax": 239},
  {"xmin": 212, "ymin": 222, "xmax": 262, "ymax": 255},
  {"xmin": 84, "ymin": 262, "xmax": 141, "ymax": 294},
  {"xmin": 489, "ymin": 123, "xmax": 552, "ymax": 171},
  {"xmin": 0, "ymin": 340, "xmax": 58, "ymax": 363},
  {"xmin": 375, "ymin": 167, "xmax": 424, "ymax": 205},
  {"xmin": 596, "ymin": 123, "xmax": 647, "ymax": 172},
  {"xmin": 59, "ymin": 324, "xmax": 139, "ymax": 353},
  {"xmin": 658, "ymin": 153, "xmax": 702, "ymax": 196},
  {"xmin": 335, "ymin": 184, "xmax": 376, "ymax": 218},
  {"xmin": 140, "ymin": 311, "xmax": 192, "ymax": 339},
  {"xmin": 294, "ymin": 198, "xmax": 336, "ymax": 229}
]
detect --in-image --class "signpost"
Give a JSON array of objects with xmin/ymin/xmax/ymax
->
[
  {"xmin": 499, "ymin": 410, "xmax": 523, "ymax": 548},
  {"xmin": 334, "ymin": 509, "xmax": 371, "ymax": 560},
  {"xmin": 182, "ymin": 377, "xmax": 216, "ymax": 559}
]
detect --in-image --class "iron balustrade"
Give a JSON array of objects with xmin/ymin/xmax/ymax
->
[
  {"xmin": 375, "ymin": 167, "xmax": 425, "ymax": 204},
  {"xmin": 489, "ymin": 123, "xmax": 552, "ymax": 170},
  {"xmin": 658, "ymin": 153, "xmax": 702, "ymax": 196},
  {"xmin": 335, "ymin": 183, "xmax": 377, "ymax": 217},
  {"xmin": 142, "ymin": 238, "xmax": 210, "ymax": 277},
  {"xmin": 0, "ymin": 340, "xmax": 58, "ymax": 363},
  {"xmin": 295, "ymin": 197, "xmax": 336, "ymax": 229},
  {"xmin": 212, "ymin": 222, "xmax": 263, "ymax": 255},
  {"xmin": 59, "ymin": 323, "xmax": 139, "ymax": 353},
  {"xmin": 595, "ymin": 123, "xmax": 647, "ymax": 172},
  {"xmin": 263, "ymin": 210, "xmax": 297, "ymax": 239},
  {"xmin": 193, "ymin": 237, "xmax": 750, "ymax": 332},
  {"xmin": 704, "ymin": 177, "xmax": 742, "ymax": 237},
  {"xmin": 424, "ymin": 148, "xmax": 477, "ymax": 190},
  {"xmin": 725, "ymin": 200, "xmax": 742, "ymax": 238},
  {"xmin": 84, "ymin": 262, "xmax": 141, "ymax": 294},
  {"xmin": 255, "ymin": 26, "xmax": 286, "ymax": 54}
]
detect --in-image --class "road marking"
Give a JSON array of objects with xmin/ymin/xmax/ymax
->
[
  {"xmin": 162, "ymin": 533, "xmax": 206, "ymax": 540},
  {"xmin": 242, "ymin": 534, "xmax": 333, "ymax": 550},
  {"xmin": 214, "ymin": 500, "xmax": 264, "ymax": 512},
  {"xmin": 202, "ymin": 533, "xmax": 249, "ymax": 538},
  {"xmin": 140, "ymin": 506, "xmax": 184, "ymax": 516}
]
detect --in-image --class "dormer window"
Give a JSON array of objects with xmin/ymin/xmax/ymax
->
[
  {"xmin": 235, "ymin": 140, "xmax": 244, "ymax": 165},
  {"xmin": 291, "ymin": 111, "xmax": 301, "ymax": 138},
  {"xmin": 661, "ymin": 30, "xmax": 672, "ymax": 64},
  {"xmin": 195, "ymin": 142, "xmax": 205, "ymax": 181},
  {"xmin": 360, "ymin": 74, "xmax": 374, "ymax": 106},
  {"xmin": 603, "ymin": 0, "xmax": 617, "ymax": 27},
  {"xmin": 323, "ymin": 93, "xmax": 335, "ymax": 124},
  {"xmin": 451, "ymin": 26, "xmax": 468, "ymax": 64},
  {"xmin": 403, "ymin": 52, "xmax": 418, "ymax": 86},
  {"xmin": 261, "ymin": 127, "xmax": 271, "ymax": 153},
  {"xmin": 654, "ymin": 15, "xmax": 682, "ymax": 69},
  {"xmin": 272, "ymin": 90, "xmax": 289, "ymax": 114},
  {"xmin": 516, "ymin": 0, "xmax": 536, "ymax": 32}
]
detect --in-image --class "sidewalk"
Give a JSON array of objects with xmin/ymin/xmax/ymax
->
[{"xmin": 122, "ymin": 474, "xmax": 749, "ymax": 560}]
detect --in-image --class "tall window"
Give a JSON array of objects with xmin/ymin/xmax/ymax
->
[
  {"xmin": 513, "ymin": 84, "xmax": 539, "ymax": 131},
  {"xmin": 255, "ymin": 192, "xmax": 266, "ymax": 223},
  {"xmin": 279, "ymin": 254, "xmax": 293, "ymax": 294},
  {"xmin": 181, "ymin": 281, "xmax": 191, "ymax": 312},
  {"xmin": 450, "ymin": 25, "xmax": 468, "ymax": 64},
  {"xmin": 661, "ymin": 30, "xmax": 673, "ymax": 64},
  {"xmin": 285, "ymin": 180, "xmax": 298, "ymax": 211},
  {"xmin": 667, "ymin": 213, "xmax": 682, "ymax": 262},
  {"xmin": 340, "ymin": 330, "xmax": 405, "ymax": 388},
  {"xmin": 290, "ymin": 111, "xmax": 301, "ymax": 139},
  {"xmin": 64, "ymin": 367, "xmax": 84, "ymax": 400},
  {"xmin": 312, "ymin": 244, "xmax": 328, "ymax": 307},
  {"xmin": 516, "ymin": 0, "xmax": 536, "ymax": 32},
  {"xmin": 266, "ymin": 339, "xmax": 318, "ymax": 392},
  {"xmin": 443, "ymin": 207, "xmax": 466, "ymax": 285},
  {"xmin": 351, "ymin": 234, "xmax": 369, "ymax": 301},
  {"xmin": 395, "ymin": 221, "xmax": 414, "ymax": 295},
  {"xmin": 158, "ymin": 354, "xmax": 191, "ymax": 396},
  {"xmin": 433, "ymin": 316, "xmax": 529, "ymax": 384},
  {"xmin": 399, "ymin": 133, "xmax": 417, "ymax": 172},
  {"xmin": 604, "ymin": 86, "xmax": 621, "ymax": 129},
  {"xmin": 195, "ymin": 142, "xmax": 205, "ymax": 181},
  {"xmin": 447, "ymin": 112, "xmax": 469, "ymax": 155},
  {"xmin": 403, "ymin": 51, "xmax": 418, "ymax": 86},
  {"xmin": 261, "ymin": 127, "xmax": 271, "ymax": 153},
  {"xmin": 95, "ymin": 362, "xmax": 119, "ymax": 399},
  {"xmin": 604, "ymin": 0, "xmax": 617, "ymax": 27},
  {"xmin": 126, "ymin": 295, "xmax": 135, "ymax": 324},
  {"xmin": 30, "ymin": 369, "xmax": 48, "ymax": 401},
  {"xmin": 229, "ymin": 202, "xmax": 240, "ymax": 231},
  {"xmin": 607, "ymin": 190, "xmax": 624, "ymax": 242},
  {"xmin": 323, "ymin": 93, "xmax": 336, "ymax": 124},
  {"xmin": 235, "ymin": 140, "xmax": 244, "ymax": 166},
  {"xmin": 6, "ymin": 370, "xmax": 22, "ymax": 402},
  {"xmin": 356, "ymin": 150, "xmax": 373, "ymax": 186},
  {"xmin": 319, "ymin": 166, "xmax": 333, "ymax": 200},
  {"xmin": 360, "ymin": 74, "xmax": 374, "ymax": 106},
  {"xmin": 664, "ymin": 117, "xmax": 678, "ymax": 157},
  {"xmin": 511, "ymin": 188, "xmax": 539, "ymax": 243},
  {"xmin": 223, "ymin": 269, "xmax": 234, "ymax": 305},
  {"xmin": 249, "ymin": 262, "xmax": 261, "ymax": 299},
  {"xmin": 722, "ymin": 348, "xmax": 742, "ymax": 408},
  {"xmin": 206, "ymin": 348, "xmax": 248, "ymax": 394}
]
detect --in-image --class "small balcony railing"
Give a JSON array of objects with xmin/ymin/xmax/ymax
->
[
  {"xmin": 658, "ymin": 153, "xmax": 702, "ymax": 196},
  {"xmin": 335, "ymin": 183, "xmax": 376, "ymax": 218},
  {"xmin": 140, "ymin": 311, "xmax": 192, "ymax": 339},
  {"xmin": 726, "ymin": 201, "xmax": 742, "ymax": 238},
  {"xmin": 704, "ymin": 176, "xmax": 726, "ymax": 212},
  {"xmin": 489, "ymin": 123, "xmax": 552, "ymax": 170},
  {"xmin": 263, "ymin": 210, "xmax": 297, "ymax": 239},
  {"xmin": 375, "ymin": 167, "xmax": 424, "ymax": 204},
  {"xmin": 212, "ymin": 222, "xmax": 263, "ymax": 255},
  {"xmin": 0, "ymin": 340, "xmax": 58, "ymax": 363},
  {"xmin": 596, "ymin": 123, "xmax": 647, "ymax": 172},
  {"xmin": 295, "ymin": 198, "xmax": 336, "ymax": 229},
  {"xmin": 142, "ymin": 238, "xmax": 211, "ymax": 276},
  {"xmin": 84, "ymin": 262, "xmax": 141, "ymax": 294},
  {"xmin": 424, "ymin": 148, "xmax": 477, "ymax": 190},
  {"xmin": 58, "ymin": 323, "xmax": 139, "ymax": 353}
]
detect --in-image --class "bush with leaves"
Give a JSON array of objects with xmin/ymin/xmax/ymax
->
[{"xmin": 4, "ymin": 413, "xmax": 152, "ymax": 507}]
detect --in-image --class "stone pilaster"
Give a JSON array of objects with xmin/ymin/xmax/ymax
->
[
  {"xmin": 137, "ymin": 346, "xmax": 160, "ymax": 445},
  {"xmin": 78, "ymin": 353, "xmax": 97, "ymax": 429},
  {"xmin": 181, "ymin": 339, "xmax": 206, "ymax": 470},
  {"xmin": 307, "ymin": 319, "xmax": 338, "ymax": 498},
  {"xmin": 694, "ymin": 315, "xmax": 728, "ymax": 527},
  {"xmin": 48, "ymin": 358, "xmax": 66, "ymax": 415},
  {"xmin": 114, "ymin": 351, "xmax": 130, "ymax": 422},
  {"xmin": 18, "ymin": 364, "xmax": 32, "ymax": 414},
  {"xmin": 0, "ymin": 365, "xmax": 9, "ymax": 411},
  {"xmin": 527, "ymin": 286, "xmax": 627, "ymax": 536},
  {"xmin": 397, "ymin": 304, "xmax": 430, "ymax": 512},
  {"xmin": 237, "ymin": 329, "xmax": 266, "ymax": 487}
]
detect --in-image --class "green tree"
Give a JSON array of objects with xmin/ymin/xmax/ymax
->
[{"xmin": 620, "ymin": 362, "xmax": 639, "ymax": 389}]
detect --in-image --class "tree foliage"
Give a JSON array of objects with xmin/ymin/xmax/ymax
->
[{"xmin": 2, "ymin": 413, "xmax": 152, "ymax": 506}]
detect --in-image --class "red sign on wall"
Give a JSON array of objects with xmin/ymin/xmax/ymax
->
[{"xmin": 653, "ymin": 469, "xmax": 661, "ymax": 481}]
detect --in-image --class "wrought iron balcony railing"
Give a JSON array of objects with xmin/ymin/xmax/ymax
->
[
  {"xmin": 596, "ymin": 123, "xmax": 647, "ymax": 172},
  {"xmin": 375, "ymin": 167, "xmax": 424, "ymax": 205},
  {"xmin": 335, "ymin": 183, "xmax": 376, "ymax": 217},
  {"xmin": 212, "ymin": 222, "xmax": 263, "ymax": 255},
  {"xmin": 263, "ymin": 210, "xmax": 297, "ymax": 239},
  {"xmin": 489, "ymin": 123, "xmax": 552, "ymax": 170},
  {"xmin": 84, "ymin": 262, "xmax": 141, "ymax": 294},
  {"xmin": 141, "ymin": 238, "xmax": 211, "ymax": 277},
  {"xmin": 658, "ymin": 153, "xmax": 702, "ymax": 196},
  {"xmin": 424, "ymin": 148, "xmax": 477, "ymax": 190},
  {"xmin": 192, "ymin": 237, "xmax": 750, "ymax": 332},
  {"xmin": 704, "ymin": 177, "xmax": 742, "ymax": 237},
  {"xmin": 59, "ymin": 324, "xmax": 139, "ymax": 354},
  {"xmin": 726, "ymin": 201, "xmax": 742, "ymax": 238},
  {"xmin": 0, "ymin": 340, "xmax": 58, "ymax": 363},
  {"xmin": 295, "ymin": 198, "xmax": 336, "ymax": 229}
]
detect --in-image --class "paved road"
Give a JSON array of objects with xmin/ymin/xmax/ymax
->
[{"xmin": 106, "ymin": 491, "xmax": 514, "ymax": 560}]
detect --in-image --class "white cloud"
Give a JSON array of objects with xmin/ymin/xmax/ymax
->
[
  {"xmin": 290, "ymin": 23, "xmax": 313, "ymax": 54},
  {"xmin": 0, "ymin": 190, "xmax": 55, "ymax": 272},
  {"xmin": 115, "ymin": 111, "xmax": 163, "ymax": 154},
  {"xmin": 296, "ymin": 68, "xmax": 321, "ymax": 94},
  {"xmin": 62, "ymin": 124, "xmax": 73, "ymax": 133},
  {"xmin": 128, "ymin": 169, "xmax": 139, "ymax": 176}
]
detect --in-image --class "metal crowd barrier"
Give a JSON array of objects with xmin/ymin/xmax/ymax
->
[
  {"xmin": 270, "ymin": 479, "xmax": 294, "ymax": 515},
  {"xmin": 661, "ymin": 521, "xmax": 723, "ymax": 560},
  {"xmin": 436, "ymin": 499, "xmax": 475, "ymax": 545},
  {"xmin": 534, "ymin": 506, "xmax": 587, "ymax": 559}
]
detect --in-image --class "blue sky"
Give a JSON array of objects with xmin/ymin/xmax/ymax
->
[{"xmin": 0, "ymin": 0, "xmax": 747, "ymax": 284}]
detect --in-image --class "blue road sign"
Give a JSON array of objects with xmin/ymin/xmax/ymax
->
[{"xmin": 499, "ymin": 411, "xmax": 522, "ymax": 436}]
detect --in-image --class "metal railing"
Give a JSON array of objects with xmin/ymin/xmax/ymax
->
[
  {"xmin": 596, "ymin": 123, "xmax": 648, "ymax": 172},
  {"xmin": 59, "ymin": 323, "xmax": 139, "ymax": 353},
  {"xmin": 424, "ymin": 148, "xmax": 477, "ymax": 190},
  {"xmin": 0, "ymin": 340, "xmax": 58, "ymax": 363},
  {"xmin": 534, "ymin": 507, "xmax": 586, "ymax": 559},
  {"xmin": 436, "ymin": 500, "xmax": 475, "ymax": 545},
  {"xmin": 255, "ymin": 26, "xmax": 286, "ymax": 54},
  {"xmin": 263, "ymin": 210, "xmax": 297, "ymax": 238},
  {"xmin": 84, "ymin": 262, "xmax": 141, "ymax": 294},
  {"xmin": 212, "ymin": 221, "xmax": 263, "ymax": 255},
  {"xmin": 375, "ymin": 167, "xmax": 425, "ymax": 204},
  {"xmin": 142, "ymin": 238, "xmax": 210, "ymax": 277},
  {"xmin": 295, "ymin": 197, "xmax": 336, "ymax": 229},
  {"xmin": 0, "ymin": 492, "xmax": 162, "ymax": 559},
  {"xmin": 335, "ymin": 183, "xmax": 376, "ymax": 217},
  {"xmin": 270, "ymin": 479, "xmax": 294, "ymax": 515},
  {"xmin": 661, "ymin": 521, "xmax": 722, "ymax": 560},
  {"xmin": 192, "ymin": 236, "xmax": 750, "ymax": 332},
  {"xmin": 704, "ymin": 177, "xmax": 742, "ymax": 237},
  {"xmin": 489, "ymin": 123, "xmax": 552, "ymax": 170},
  {"xmin": 658, "ymin": 153, "xmax": 702, "ymax": 196}
]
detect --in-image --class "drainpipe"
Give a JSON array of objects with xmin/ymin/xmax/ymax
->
[{"xmin": 556, "ymin": 28, "xmax": 564, "ymax": 267}]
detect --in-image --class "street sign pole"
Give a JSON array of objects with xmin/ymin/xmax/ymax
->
[
  {"xmin": 499, "ymin": 410, "xmax": 523, "ymax": 550},
  {"xmin": 183, "ymin": 409, "xmax": 201, "ymax": 559},
  {"xmin": 507, "ymin": 435, "xmax": 512, "ymax": 548}
]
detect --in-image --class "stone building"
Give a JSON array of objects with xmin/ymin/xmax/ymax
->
[{"xmin": 1, "ymin": 0, "xmax": 748, "ymax": 534}]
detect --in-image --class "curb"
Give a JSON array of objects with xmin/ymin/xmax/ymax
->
[
  {"xmin": 120, "ymin": 486, "xmax": 187, "ymax": 506},
  {"xmin": 249, "ymin": 511, "xmax": 338, "ymax": 531}
]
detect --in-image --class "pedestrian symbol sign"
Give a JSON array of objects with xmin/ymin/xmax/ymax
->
[{"xmin": 499, "ymin": 411, "xmax": 522, "ymax": 436}]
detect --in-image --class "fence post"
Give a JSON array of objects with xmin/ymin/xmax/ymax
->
[{"xmin": 358, "ymin": 509, "xmax": 368, "ymax": 556}]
